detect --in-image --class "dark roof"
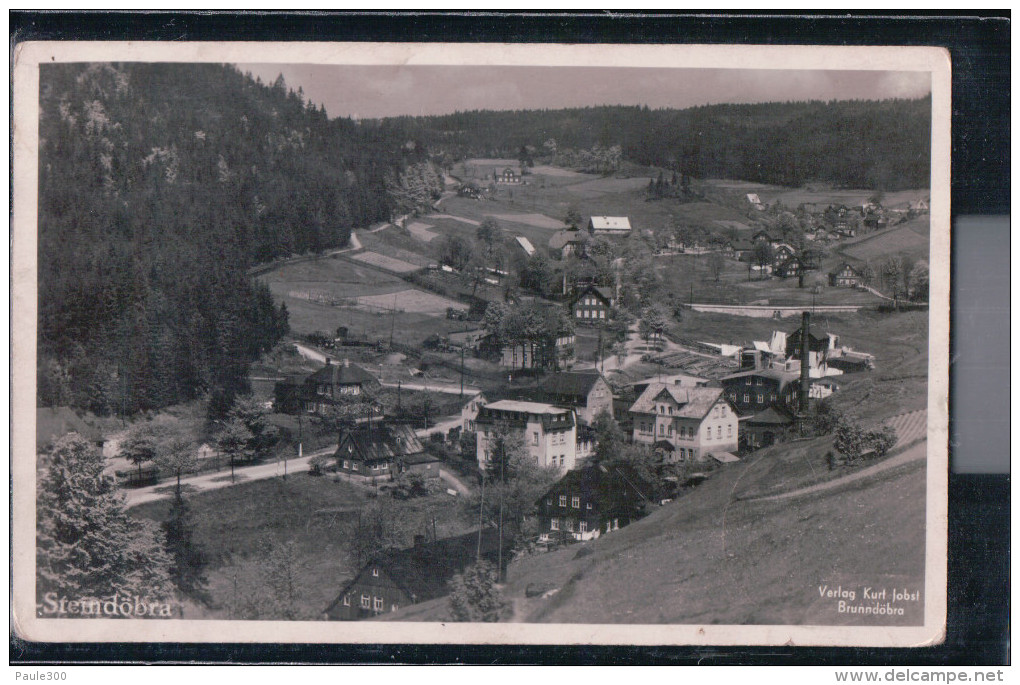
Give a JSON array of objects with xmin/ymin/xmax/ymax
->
[
  {"xmin": 401, "ymin": 451, "xmax": 441, "ymax": 466},
  {"xmin": 335, "ymin": 423, "xmax": 424, "ymax": 463},
  {"xmin": 731, "ymin": 239, "xmax": 755, "ymax": 251},
  {"xmin": 307, "ymin": 360, "xmax": 376, "ymax": 387},
  {"xmin": 746, "ymin": 405, "xmax": 796, "ymax": 426},
  {"xmin": 538, "ymin": 462, "xmax": 656, "ymax": 510},
  {"xmin": 549, "ymin": 229, "xmax": 589, "ymax": 250},
  {"xmin": 829, "ymin": 263, "xmax": 861, "ymax": 277},
  {"xmin": 720, "ymin": 368, "xmax": 799, "ymax": 389},
  {"xmin": 539, "ymin": 370, "xmax": 607, "ymax": 402},
  {"xmin": 629, "ymin": 384, "xmax": 727, "ymax": 419},
  {"xmin": 570, "ymin": 284, "xmax": 613, "ymax": 306},
  {"xmin": 324, "ymin": 529, "xmax": 510, "ymax": 613}
]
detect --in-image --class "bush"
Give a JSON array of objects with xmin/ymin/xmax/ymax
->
[{"xmin": 448, "ymin": 561, "xmax": 508, "ymax": 622}]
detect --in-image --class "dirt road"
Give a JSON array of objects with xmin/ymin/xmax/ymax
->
[{"xmin": 124, "ymin": 446, "xmax": 335, "ymax": 508}]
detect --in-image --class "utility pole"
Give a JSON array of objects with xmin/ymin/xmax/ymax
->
[
  {"xmin": 460, "ymin": 345, "xmax": 465, "ymax": 398},
  {"xmin": 389, "ymin": 292, "xmax": 397, "ymax": 350}
]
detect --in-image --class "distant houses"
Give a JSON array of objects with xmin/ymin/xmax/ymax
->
[
  {"xmin": 322, "ymin": 529, "xmax": 511, "ymax": 621},
  {"xmin": 829, "ymin": 263, "xmax": 864, "ymax": 288},
  {"xmin": 494, "ymin": 167, "xmax": 522, "ymax": 184},
  {"xmin": 629, "ymin": 384, "xmax": 739, "ymax": 463},
  {"xmin": 535, "ymin": 463, "xmax": 655, "ymax": 543},
  {"xmin": 587, "ymin": 216, "xmax": 631, "ymax": 235}
]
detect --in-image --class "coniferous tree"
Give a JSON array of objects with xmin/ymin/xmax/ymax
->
[
  {"xmin": 37, "ymin": 434, "xmax": 175, "ymax": 605},
  {"xmin": 161, "ymin": 489, "xmax": 209, "ymax": 604}
]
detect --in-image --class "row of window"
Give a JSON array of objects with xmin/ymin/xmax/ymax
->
[
  {"xmin": 550, "ymin": 495, "xmax": 588, "ymax": 509},
  {"xmin": 549, "ymin": 518, "xmax": 619, "ymax": 533},
  {"xmin": 341, "ymin": 594, "xmax": 398, "ymax": 614},
  {"xmin": 729, "ymin": 392, "xmax": 777, "ymax": 404},
  {"xmin": 576, "ymin": 309, "xmax": 607, "ymax": 320},
  {"xmin": 342, "ymin": 460, "xmax": 388, "ymax": 472}
]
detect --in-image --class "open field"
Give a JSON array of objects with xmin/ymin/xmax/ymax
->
[
  {"xmin": 485, "ymin": 212, "xmax": 564, "ymax": 230},
  {"xmin": 839, "ymin": 217, "xmax": 931, "ymax": 265},
  {"xmin": 405, "ymin": 221, "xmax": 439, "ymax": 242},
  {"xmin": 129, "ymin": 474, "xmax": 474, "ymax": 620},
  {"xmin": 350, "ymin": 250, "xmax": 423, "ymax": 273},
  {"xmin": 355, "ymin": 289, "xmax": 463, "ymax": 316},
  {"xmin": 258, "ymin": 257, "xmax": 406, "ymax": 298}
]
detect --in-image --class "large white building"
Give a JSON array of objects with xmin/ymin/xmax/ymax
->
[
  {"xmin": 629, "ymin": 384, "xmax": 739, "ymax": 463},
  {"xmin": 474, "ymin": 400, "xmax": 577, "ymax": 473}
]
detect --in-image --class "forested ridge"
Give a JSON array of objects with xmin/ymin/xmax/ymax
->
[
  {"xmin": 397, "ymin": 97, "xmax": 931, "ymax": 190},
  {"xmin": 37, "ymin": 63, "xmax": 438, "ymax": 416}
]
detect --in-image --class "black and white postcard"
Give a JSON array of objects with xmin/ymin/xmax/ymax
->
[{"xmin": 12, "ymin": 41, "xmax": 950, "ymax": 647}]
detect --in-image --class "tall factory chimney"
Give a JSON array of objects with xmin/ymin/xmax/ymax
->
[{"xmin": 797, "ymin": 311, "xmax": 812, "ymax": 432}]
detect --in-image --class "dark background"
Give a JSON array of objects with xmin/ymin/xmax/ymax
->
[{"xmin": 10, "ymin": 10, "xmax": 1009, "ymax": 666}]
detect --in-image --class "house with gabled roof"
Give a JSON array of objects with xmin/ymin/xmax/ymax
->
[
  {"xmin": 629, "ymin": 384, "xmax": 739, "ymax": 463},
  {"xmin": 276, "ymin": 358, "xmax": 379, "ymax": 415},
  {"xmin": 742, "ymin": 405, "xmax": 797, "ymax": 450},
  {"xmin": 538, "ymin": 370, "xmax": 614, "ymax": 424},
  {"xmin": 322, "ymin": 529, "xmax": 511, "ymax": 621},
  {"xmin": 773, "ymin": 256, "xmax": 805, "ymax": 279},
  {"xmin": 570, "ymin": 284, "xmax": 614, "ymax": 324},
  {"xmin": 549, "ymin": 227, "xmax": 589, "ymax": 258},
  {"xmin": 719, "ymin": 368, "xmax": 801, "ymax": 416},
  {"xmin": 587, "ymin": 216, "xmax": 632, "ymax": 235},
  {"xmin": 829, "ymin": 263, "xmax": 864, "ymax": 288},
  {"xmin": 333, "ymin": 423, "xmax": 426, "ymax": 481},
  {"xmin": 535, "ymin": 463, "xmax": 656, "ymax": 543},
  {"xmin": 474, "ymin": 400, "xmax": 577, "ymax": 472}
]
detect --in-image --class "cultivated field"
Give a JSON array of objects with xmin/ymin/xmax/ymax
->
[
  {"xmin": 405, "ymin": 221, "xmax": 439, "ymax": 242},
  {"xmin": 355, "ymin": 289, "xmax": 463, "ymax": 316},
  {"xmin": 350, "ymin": 250, "xmax": 423, "ymax": 273}
]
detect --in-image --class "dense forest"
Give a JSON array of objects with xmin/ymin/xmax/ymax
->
[
  {"xmin": 37, "ymin": 63, "xmax": 438, "ymax": 416},
  {"xmin": 395, "ymin": 97, "xmax": 931, "ymax": 190}
]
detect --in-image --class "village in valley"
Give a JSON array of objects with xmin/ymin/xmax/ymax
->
[{"xmin": 35, "ymin": 63, "xmax": 933, "ymax": 627}]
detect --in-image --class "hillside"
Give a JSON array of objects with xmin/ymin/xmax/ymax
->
[
  {"xmin": 37, "ymin": 63, "xmax": 437, "ymax": 416},
  {"xmin": 378, "ymin": 445, "xmax": 927, "ymax": 626}
]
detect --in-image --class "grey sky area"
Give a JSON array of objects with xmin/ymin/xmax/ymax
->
[{"xmin": 239, "ymin": 63, "xmax": 931, "ymax": 120}]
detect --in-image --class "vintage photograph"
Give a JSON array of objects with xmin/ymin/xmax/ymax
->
[{"xmin": 12, "ymin": 42, "xmax": 950, "ymax": 646}]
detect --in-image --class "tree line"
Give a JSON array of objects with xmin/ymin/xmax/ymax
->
[{"xmin": 392, "ymin": 98, "xmax": 931, "ymax": 190}]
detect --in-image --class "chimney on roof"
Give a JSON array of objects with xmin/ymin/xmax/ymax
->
[{"xmin": 797, "ymin": 311, "xmax": 811, "ymax": 432}]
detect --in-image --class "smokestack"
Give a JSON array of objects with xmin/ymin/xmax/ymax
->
[{"xmin": 798, "ymin": 311, "xmax": 811, "ymax": 420}]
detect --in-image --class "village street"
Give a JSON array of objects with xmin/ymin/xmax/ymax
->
[{"xmin": 122, "ymin": 446, "xmax": 335, "ymax": 508}]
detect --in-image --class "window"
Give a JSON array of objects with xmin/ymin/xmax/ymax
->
[
  {"xmin": 659, "ymin": 423, "xmax": 665, "ymax": 435},
  {"xmin": 342, "ymin": 595, "xmax": 350, "ymax": 606},
  {"xmin": 547, "ymin": 498, "xmax": 552, "ymax": 506},
  {"xmin": 373, "ymin": 597, "xmax": 384, "ymax": 612},
  {"xmin": 551, "ymin": 518, "xmax": 560, "ymax": 530},
  {"xmin": 559, "ymin": 495, "xmax": 567, "ymax": 507},
  {"xmin": 352, "ymin": 462, "xmax": 359, "ymax": 471},
  {"xmin": 668, "ymin": 424, "xmax": 673, "ymax": 435},
  {"xmin": 372, "ymin": 568, "xmax": 379, "ymax": 577},
  {"xmin": 756, "ymin": 378, "xmax": 763, "ymax": 386},
  {"xmin": 746, "ymin": 378, "xmax": 752, "ymax": 386},
  {"xmin": 705, "ymin": 429, "xmax": 711, "ymax": 441},
  {"xmin": 533, "ymin": 432, "xmax": 539, "ymax": 446},
  {"xmin": 361, "ymin": 595, "xmax": 371, "ymax": 609},
  {"xmin": 613, "ymin": 518, "xmax": 619, "ymax": 530},
  {"xmin": 678, "ymin": 449, "xmax": 686, "ymax": 462},
  {"xmin": 757, "ymin": 394, "xmax": 764, "ymax": 404},
  {"xmin": 587, "ymin": 502, "xmax": 593, "ymax": 510},
  {"xmin": 717, "ymin": 426, "xmax": 722, "ymax": 439},
  {"xmin": 343, "ymin": 460, "xmax": 349, "ymax": 469},
  {"xmin": 770, "ymin": 393, "xmax": 776, "ymax": 402},
  {"xmin": 727, "ymin": 424, "xmax": 733, "ymax": 437},
  {"xmin": 572, "ymin": 496, "xmax": 580, "ymax": 508},
  {"xmin": 391, "ymin": 604, "xmax": 399, "ymax": 612},
  {"xmin": 579, "ymin": 521, "xmax": 588, "ymax": 533},
  {"xmin": 600, "ymin": 311, "xmax": 606, "ymax": 319},
  {"xmin": 743, "ymin": 394, "xmax": 749, "ymax": 403},
  {"xmin": 576, "ymin": 310, "xmax": 582, "ymax": 318}
]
